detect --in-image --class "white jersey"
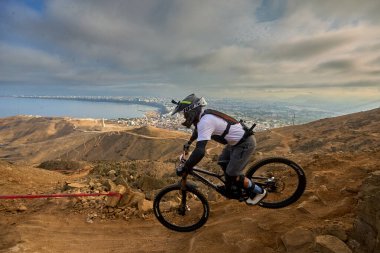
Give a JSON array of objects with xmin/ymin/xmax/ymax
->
[{"xmin": 196, "ymin": 113, "xmax": 245, "ymax": 145}]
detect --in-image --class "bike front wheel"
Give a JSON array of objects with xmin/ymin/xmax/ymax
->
[
  {"xmin": 246, "ymin": 157, "xmax": 306, "ymax": 209},
  {"xmin": 153, "ymin": 183, "xmax": 209, "ymax": 232}
]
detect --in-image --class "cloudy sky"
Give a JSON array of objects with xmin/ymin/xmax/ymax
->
[{"xmin": 1, "ymin": 0, "xmax": 380, "ymax": 106}]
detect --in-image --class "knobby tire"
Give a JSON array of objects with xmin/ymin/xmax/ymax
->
[
  {"xmin": 246, "ymin": 157, "xmax": 306, "ymax": 209},
  {"xmin": 153, "ymin": 183, "xmax": 209, "ymax": 232}
]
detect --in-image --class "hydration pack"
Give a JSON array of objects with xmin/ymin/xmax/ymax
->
[
  {"xmin": 201, "ymin": 109, "xmax": 240, "ymax": 144},
  {"xmin": 199, "ymin": 109, "xmax": 256, "ymax": 145}
]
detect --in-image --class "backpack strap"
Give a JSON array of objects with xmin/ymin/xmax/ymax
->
[
  {"xmin": 202, "ymin": 109, "xmax": 239, "ymax": 124},
  {"xmin": 201, "ymin": 109, "xmax": 240, "ymax": 144},
  {"xmin": 220, "ymin": 123, "xmax": 231, "ymax": 140}
]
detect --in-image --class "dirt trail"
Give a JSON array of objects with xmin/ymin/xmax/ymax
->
[
  {"xmin": 268, "ymin": 130, "xmax": 292, "ymax": 153},
  {"xmin": 1, "ymin": 200, "xmax": 297, "ymax": 253},
  {"xmin": 8, "ymin": 212, "xmax": 184, "ymax": 253},
  {"xmin": 0, "ymin": 159, "xmax": 297, "ymax": 253}
]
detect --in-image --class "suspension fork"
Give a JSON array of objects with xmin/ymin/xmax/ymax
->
[
  {"xmin": 178, "ymin": 151, "xmax": 189, "ymax": 215},
  {"xmin": 178, "ymin": 173, "xmax": 189, "ymax": 216}
]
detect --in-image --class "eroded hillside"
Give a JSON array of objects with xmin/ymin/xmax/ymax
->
[
  {"xmin": 1, "ymin": 108, "xmax": 379, "ymax": 253},
  {"xmin": 0, "ymin": 116, "xmax": 197, "ymax": 163}
]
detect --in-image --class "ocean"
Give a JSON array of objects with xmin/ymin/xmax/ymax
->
[{"xmin": 0, "ymin": 97, "xmax": 158, "ymax": 119}]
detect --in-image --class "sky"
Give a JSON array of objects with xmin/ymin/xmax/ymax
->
[{"xmin": 1, "ymin": 0, "xmax": 380, "ymax": 108}]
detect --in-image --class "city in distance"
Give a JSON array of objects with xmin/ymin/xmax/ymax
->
[{"xmin": 4, "ymin": 95, "xmax": 379, "ymax": 132}]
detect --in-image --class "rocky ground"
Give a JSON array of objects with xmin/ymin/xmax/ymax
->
[{"xmin": 0, "ymin": 108, "xmax": 379, "ymax": 253}]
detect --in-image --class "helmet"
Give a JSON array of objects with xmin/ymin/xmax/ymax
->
[{"xmin": 171, "ymin": 94, "xmax": 207, "ymax": 128}]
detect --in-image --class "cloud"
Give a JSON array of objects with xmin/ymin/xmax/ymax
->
[
  {"xmin": 314, "ymin": 59, "xmax": 356, "ymax": 73},
  {"xmin": 265, "ymin": 33, "xmax": 354, "ymax": 61},
  {"xmin": 370, "ymin": 56, "xmax": 380, "ymax": 66},
  {"xmin": 287, "ymin": 0, "xmax": 380, "ymax": 24},
  {"xmin": 0, "ymin": 0, "xmax": 380, "ymax": 100},
  {"xmin": 255, "ymin": 0, "xmax": 286, "ymax": 22},
  {"xmin": 0, "ymin": 43, "xmax": 69, "ymax": 82}
]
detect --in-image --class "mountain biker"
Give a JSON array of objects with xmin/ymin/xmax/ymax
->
[{"xmin": 172, "ymin": 94, "xmax": 267, "ymax": 205}]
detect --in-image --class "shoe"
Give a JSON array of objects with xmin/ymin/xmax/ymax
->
[{"xmin": 246, "ymin": 189, "xmax": 267, "ymax": 205}]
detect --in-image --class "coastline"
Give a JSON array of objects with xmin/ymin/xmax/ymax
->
[
  {"xmin": 10, "ymin": 95, "xmax": 170, "ymax": 115},
  {"xmin": 0, "ymin": 96, "xmax": 165, "ymax": 120}
]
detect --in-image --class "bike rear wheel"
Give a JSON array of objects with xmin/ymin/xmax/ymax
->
[
  {"xmin": 153, "ymin": 183, "xmax": 209, "ymax": 232},
  {"xmin": 246, "ymin": 157, "xmax": 306, "ymax": 208}
]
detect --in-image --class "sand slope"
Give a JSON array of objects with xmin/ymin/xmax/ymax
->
[
  {"xmin": 0, "ymin": 117, "xmax": 195, "ymax": 163},
  {"xmin": 1, "ymin": 108, "xmax": 380, "ymax": 253}
]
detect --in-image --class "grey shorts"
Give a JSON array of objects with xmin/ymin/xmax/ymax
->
[{"xmin": 218, "ymin": 136, "xmax": 256, "ymax": 177}]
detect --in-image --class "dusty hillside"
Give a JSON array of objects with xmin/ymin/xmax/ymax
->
[
  {"xmin": 1, "ymin": 108, "xmax": 380, "ymax": 253},
  {"xmin": 0, "ymin": 116, "xmax": 200, "ymax": 163},
  {"xmin": 58, "ymin": 126, "xmax": 192, "ymax": 161},
  {"xmin": 256, "ymin": 107, "xmax": 380, "ymax": 155}
]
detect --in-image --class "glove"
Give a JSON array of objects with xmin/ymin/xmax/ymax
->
[
  {"xmin": 180, "ymin": 156, "xmax": 187, "ymax": 164},
  {"xmin": 176, "ymin": 164, "xmax": 186, "ymax": 176},
  {"xmin": 183, "ymin": 142, "xmax": 191, "ymax": 152}
]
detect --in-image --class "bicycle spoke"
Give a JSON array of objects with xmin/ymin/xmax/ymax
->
[
  {"xmin": 156, "ymin": 187, "xmax": 207, "ymax": 230},
  {"xmin": 249, "ymin": 160, "xmax": 301, "ymax": 205}
]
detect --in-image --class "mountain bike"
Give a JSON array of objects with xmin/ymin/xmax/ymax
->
[{"xmin": 153, "ymin": 152, "xmax": 306, "ymax": 232}]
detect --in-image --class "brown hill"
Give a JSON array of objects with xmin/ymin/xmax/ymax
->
[
  {"xmin": 1, "ymin": 108, "xmax": 380, "ymax": 253},
  {"xmin": 255, "ymin": 107, "xmax": 380, "ymax": 155},
  {"xmin": 0, "ymin": 117, "xmax": 198, "ymax": 163},
  {"xmin": 59, "ymin": 126, "xmax": 193, "ymax": 161},
  {"xmin": 0, "ymin": 116, "xmax": 99, "ymax": 163}
]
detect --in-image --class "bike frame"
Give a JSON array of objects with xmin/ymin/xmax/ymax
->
[
  {"xmin": 178, "ymin": 152, "xmax": 267, "ymax": 198},
  {"xmin": 187, "ymin": 167, "xmax": 225, "ymax": 194},
  {"xmin": 179, "ymin": 153, "xmax": 225, "ymax": 193},
  {"xmin": 178, "ymin": 167, "xmax": 225, "ymax": 215},
  {"xmin": 180, "ymin": 166, "xmax": 268, "ymax": 197}
]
